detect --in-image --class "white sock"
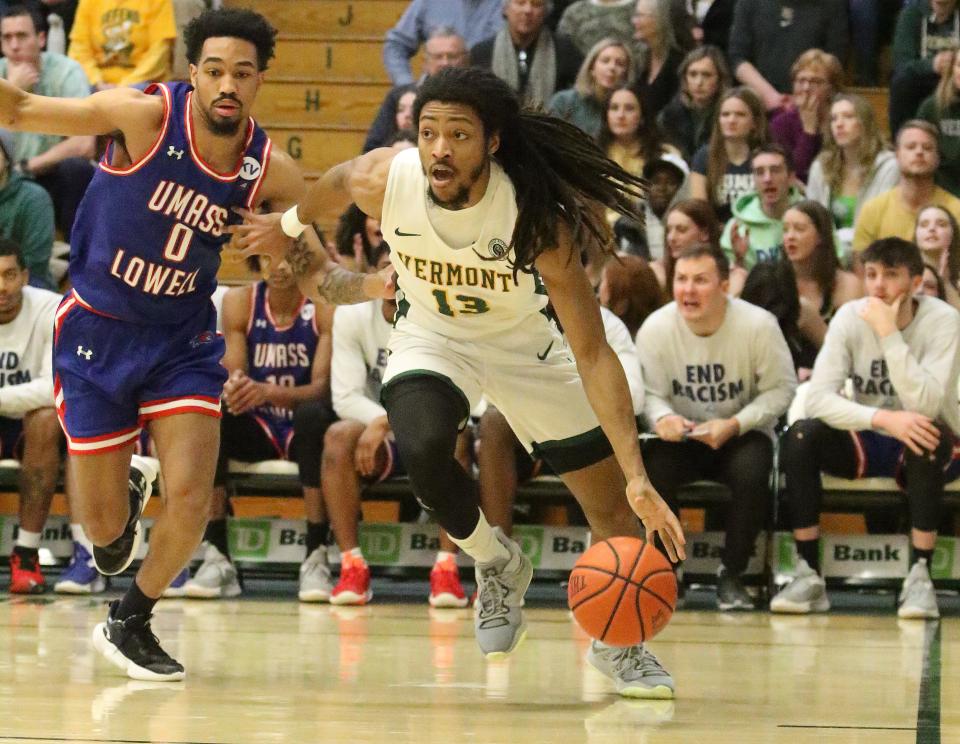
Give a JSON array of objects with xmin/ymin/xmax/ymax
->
[
  {"xmin": 15, "ymin": 528, "xmax": 42, "ymax": 550},
  {"xmin": 434, "ymin": 550, "xmax": 456, "ymax": 566},
  {"xmin": 449, "ymin": 512, "xmax": 509, "ymax": 564},
  {"xmin": 70, "ymin": 523, "xmax": 94, "ymax": 553},
  {"xmin": 342, "ymin": 547, "xmax": 365, "ymax": 566}
]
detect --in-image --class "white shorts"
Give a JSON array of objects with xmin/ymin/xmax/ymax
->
[{"xmin": 382, "ymin": 313, "xmax": 612, "ymax": 472}]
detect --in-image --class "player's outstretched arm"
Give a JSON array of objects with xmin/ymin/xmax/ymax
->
[
  {"xmin": 535, "ymin": 230, "xmax": 686, "ymax": 561},
  {"xmin": 234, "ymin": 148, "xmax": 395, "ymax": 305},
  {"xmin": 0, "ymin": 80, "xmax": 163, "ymax": 140}
]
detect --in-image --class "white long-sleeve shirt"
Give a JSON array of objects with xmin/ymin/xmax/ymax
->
[
  {"xmin": 806, "ymin": 296, "xmax": 960, "ymax": 435},
  {"xmin": 331, "ymin": 299, "xmax": 393, "ymax": 426},
  {"xmin": 636, "ymin": 298, "xmax": 797, "ymax": 438},
  {"xmin": 0, "ymin": 286, "xmax": 59, "ymax": 418}
]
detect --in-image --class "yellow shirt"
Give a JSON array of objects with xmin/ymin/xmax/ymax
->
[
  {"xmin": 852, "ymin": 185, "xmax": 960, "ymax": 252},
  {"xmin": 69, "ymin": 0, "xmax": 176, "ymax": 86}
]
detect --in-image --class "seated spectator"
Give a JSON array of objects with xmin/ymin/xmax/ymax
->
[
  {"xmin": 471, "ymin": 0, "xmax": 582, "ymax": 107},
  {"xmin": 68, "ymin": 0, "xmax": 176, "ymax": 90},
  {"xmin": 598, "ymin": 86, "xmax": 681, "ymax": 232},
  {"xmin": 728, "ymin": 0, "xmax": 847, "ymax": 112},
  {"xmin": 598, "ymin": 253, "xmax": 667, "ymax": 337},
  {"xmin": 382, "ymin": 0, "xmax": 503, "ymax": 86},
  {"xmin": 631, "ymin": 0, "xmax": 695, "ymax": 117},
  {"xmin": 690, "ymin": 86, "xmax": 767, "ymax": 223},
  {"xmin": 890, "ymin": 0, "xmax": 960, "ymax": 137},
  {"xmin": 182, "ymin": 251, "xmax": 337, "ymax": 601},
  {"xmin": 920, "ymin": 262, "xmax": 947, "ymax": 299},
  {"xmin": 548, "ymin": 37, "xmax": 634, "ymax": 138},
  {"xmin": 915, "ymin": 204, "xmax": 960, "ymax": 309},
  {"xmin": 0, "ymin": 239, "xmax": 64, "ymax": 594},
  {"xmin": 917, "ymin": 47, "xmax": 960, "ymax": 198},
  {"xmin": 335, "ymin": 204, "xmax": 384, "ymax": 273},
  {"xmin": 769, "ymin": 49, "xmax": 844, "ymax": 184},
  {"xmin": 740, "ymin": 260, "xmax": 818, "ymax": 377},
  {"xmin": 636, "ymin": 243, "xmax": 797, "ymax": 610},
  {"xmin": 0, "ymin": 129, "xmax": 54, "ymax": 289},
  {"xmin": 325, "ymin": 280, "xmax": 469, "ymax": 608},
  {"xmin": 0, "ymin": 5, "xmax": 95, "ymax": 238},
  {"xmin": 364, "ymin": 28, "xmax": 468, "ymax": 152},
  {"xmin": 853, "ymin": 120, "xmax": 960, "ymax": 255},
  {"xmin": 657, "ymin": 45, "xmax": 730, "ymax": 162},
  {"xmin": 653, "ymin": 197, "xmax": 721, "ymax": 291},
  {"xmin": 807, "ymin": 93, "xmax": 900, "ymax": 252},
  {"xmin": 477, "ymin": 304, "xmax": 645, "ymax": 538},
  {"xmin": 781, "ymin": 200, "xmax": 863, "ymax": 351},
  {"xmin": 720, "ymin": 143, "xmax": 802, "ymax": 273},
  {"xmin": 556, "ymin": 0, "xmax": 635, "ymax": 57},
  {"xmin": 642, "ymin": 154, "xmax": 689, "ymax": 260},
  {"xmin": 772, "ymin": 238, "xmax": 960, "ymax": 619}
]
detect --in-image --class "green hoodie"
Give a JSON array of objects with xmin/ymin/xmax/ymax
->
[
  {"xmin": 720, "ymin": 187, "xmax": 804, "ymax": 270},
  {"xmin": 0, "ymin": 171, "xmax": 54, "ymax": 290}
]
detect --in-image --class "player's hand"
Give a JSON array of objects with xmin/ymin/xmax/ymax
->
[
  {"xmin": 222, "ymin": 369, "xmax": 245, "ymax": 408},
  {"xmin": 688, "ymin": 417, "xmax": 740, "ymax": 450},
  {"xmin": 626, "ymin": 476, "xmax": 686, "ymax": 562},
  {"xmin": 226, "ymin": 377, "xmax": 267, "ymax": 414},
  {"xmin": 6, "ymin": 62, "xmax": 38, "ymax": 91},
  {"xmin": 228, "ymin": 208, "xmax": 292, "ymax": 270},
  {"xmin": 873, "ymin": 409, "xmax": 941, "ymax": 455},
  {"xmin": 355, "ymin": 417, "xmax": 389, "ymax": 477},
  {"xmin": 654, "ymin": 415, "xmax": 694, "ymax": 442},
  {"xmin": 858, "ymin": 294, "xmax": 903, "ymax": 338},
  {"xmin": 730, "ymin": 221, "xmax": 750, "ymax": 264}
]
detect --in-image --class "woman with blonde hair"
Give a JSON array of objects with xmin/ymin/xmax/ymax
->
[
  {"xmin": 918, "ymin": 48, "xmax": 960, "ymax": 197},
  {"xmin": 689, "ymin": 86, "xmax": 767, "ymax": 223},
  {"xmin": 806, "ymin": 93, "xmax": 898, "ymax": 252},
  {"xmin": 769, "ymin": 49, "xmax": 844, "ymax": 183},
  {"xmin": 548, "ymin": 37, "xmax": 635, "ymax": 138}
]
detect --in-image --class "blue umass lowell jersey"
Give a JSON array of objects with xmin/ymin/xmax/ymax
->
[
  {"xmin": 70, "ymin": 82, "xmax": 272, "ymax": 324},
  {"xmin": 247, "ymin": 281, "xmax": 319, "ymax": 456}
]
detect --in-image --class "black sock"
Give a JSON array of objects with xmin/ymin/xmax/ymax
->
[
  {"xmin": 796, "ymin": 538, "xmax": 820, "ymax": 573},
  {"xmin": 912, "ymin": 546, "xmax": 934, "ymax": 565},
  {"xmin": 306, "ymin": 521, "xmax": 330, "ymax": 556},
  {"xmin": 12, "ymin": 545, "xmax": 38, "ymax": 563},
  {"xmin": 116, "ymin": 579, "xmax": 158, "ymax": 620},
  {"xmin": 204, "ymin": 518, "xmax": 230, "ymax": 559}
]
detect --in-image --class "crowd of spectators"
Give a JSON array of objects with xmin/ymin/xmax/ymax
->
[{"xmin": 4, "ymin": 0, "xmax": 960, "ymax": 621}]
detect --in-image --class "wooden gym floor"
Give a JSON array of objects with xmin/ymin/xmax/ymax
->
[{"xmin": 0, "ymin": 581, "xmax": 956, "ymax": 744}]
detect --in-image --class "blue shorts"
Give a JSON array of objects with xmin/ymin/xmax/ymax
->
[
  {"xmin": 53, "ymin": 291, "xmax": 227, "ymax": 455},
  {"xmin": 852, "ymin": 430, "xmax": 960, "ymax": 486}
]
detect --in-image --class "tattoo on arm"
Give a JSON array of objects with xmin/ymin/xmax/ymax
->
[
  {"xmin": 317, "ymin": 265, "xmax": 369, "ymax": 305},
  {"xmin": 285, "ymin": 236, "xmax": 314, "ymax": 278}
]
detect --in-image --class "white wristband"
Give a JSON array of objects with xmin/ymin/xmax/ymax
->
[{"xmin": 280, "ymin": 205, "xmax": 308, "ymax": 238}]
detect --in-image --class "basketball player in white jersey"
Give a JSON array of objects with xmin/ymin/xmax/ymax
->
[{"xmin": 232, "ymin": 66, "xmax": 686, "ymax": 699}]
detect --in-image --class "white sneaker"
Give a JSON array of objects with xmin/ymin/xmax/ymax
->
[
  {"xmin": 474, "ymin": 528, "xmax": 532, "ymax": 658},
  {"xmin": 587, "ymin": 641, "xmax": 675, "ymax": 699},
  {"xmin": 183, "ymin": 544, "xmax": 241, "ymax": 599},
  {"xmin": 770, "ymin": 558, "xmax": 830, "ymax": 614},
  {"xmin": 298, "ymin": 548, "xmax": 333, "ymax": 603},
  {"xmin": 898, "ymin": 559, "xmax": 939, "ymax": 620}
]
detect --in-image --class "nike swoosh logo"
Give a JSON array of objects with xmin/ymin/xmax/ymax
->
[
  {"xmin": 394, "ymin": 227, "xmax": 421, "ymax": 237},
  {"xmin": 536, "ymin": 341, "xmax": 553, "ymax": 361}
]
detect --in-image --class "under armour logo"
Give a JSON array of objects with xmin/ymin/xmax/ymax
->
[
  {"xmin": 77, "ymin": 346, "xmax": 93, "ymax": 360},
  {"xmin": 167, "ymin": 145, "xmax": 183, "ymax": 160}
]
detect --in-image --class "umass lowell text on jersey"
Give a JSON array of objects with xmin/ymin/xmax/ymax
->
[{"xmin": 69, "ymin": 82, "xmax": 271, "ymax": 324}]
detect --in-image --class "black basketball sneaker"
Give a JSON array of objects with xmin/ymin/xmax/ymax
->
[
  {"xmin": 92, "ymin": 455, "xmax": 158, "ymax": 575},
  {"xmin": 92, "ymin": 599, "xmax": 185, "ymax": 681}
]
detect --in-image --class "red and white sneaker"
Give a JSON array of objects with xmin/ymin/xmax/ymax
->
[
  {"xmin": 429, "ymin": 561, "xmax": 468, "ymax": 608},
  {"xmin": 330, "ymin": 557, "xmax": 372, "ymax": 606},
  {"xmin": 9, "ymin": 551, "xmax": 45, "ymax": 594}
]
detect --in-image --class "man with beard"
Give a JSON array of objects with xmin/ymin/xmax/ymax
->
[
  {"xmin": 0, "ymin": 8, "xmax": 391, "ymax": 682},
  {"xmin": 232, "ymin": 66, "xmax": 686, "ymax": 699}
]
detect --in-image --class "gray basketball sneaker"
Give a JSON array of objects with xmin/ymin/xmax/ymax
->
[
  {"xmin": 716, "ymin": 567, "xmax": 753, "ymax": 611},
  {"xmin": 183, "ymin": 544, "xmax": 241, "ymax": 599},
  {"xmin": 93, "ymin": 455, "xmax": 157, "ymax": 576},
  {"xmin": 298, "ymin": 548, "xmax": 334, "ymax": 603},
  {"xmin": 474, "ymin": 528, "xmax": 533, "ymax": 659},
  {"xmin": 770, "ymin": 558, "xmax": 830, "ymax": 614},
  {"xmin": 587, "ymin": 641, "xmax": 675, "ymax": 699},
  {"xmin": 898, "ymin": 558, "xmax": 940, "ymax": 620}
]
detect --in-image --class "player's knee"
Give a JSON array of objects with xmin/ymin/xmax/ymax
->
[
  {"xmin": 322, "ymin": 423, "xmax": 359, "ymax": 467},
  {"xmin": 84, "ymin": 513, "xmax": 128, "ymax": 546},
  {"xmin": 784, "ymin": 418, "xmax": 824, "ymax": 463},
  {"xmin": 402, "ymin": 428, "xmax": 454, "ymax": 471},
  {"xmin": 293, "ymin": 400, "xmax": 334, "ymax": 441},
  {"xmin": 162, "ymin": 481, "xmax": 212, "ymax": 521},
  {"xmin": 22, "ymin": 408, "xmax": 62, "ymax": 455}
]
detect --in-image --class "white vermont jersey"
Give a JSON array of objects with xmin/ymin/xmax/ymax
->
[
  {"xmin": 0, "ymin": 286, "xmax": 59, "ymax": 418},
  {"xmin": 381, "ymin": 147, "xmax": 549, "ymax": 339}
]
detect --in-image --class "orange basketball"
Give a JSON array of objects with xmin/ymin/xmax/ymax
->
[{"xmin": 567, "ymin": 537, "xmax": 677, "ymax": 646}]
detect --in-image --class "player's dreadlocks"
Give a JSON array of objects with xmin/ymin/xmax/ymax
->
[{"xmin": 414, "ymin": 67, "xmax": 646, "ymax": 274}]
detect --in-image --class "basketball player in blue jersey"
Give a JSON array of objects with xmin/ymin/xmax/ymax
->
[
  {"xmin": 0, "ymin": 8, "xmax": 392, "ymax": 682},
  {"xmin": 233, "ymin": 66, "xmax": 687, "ymax": 699}
]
